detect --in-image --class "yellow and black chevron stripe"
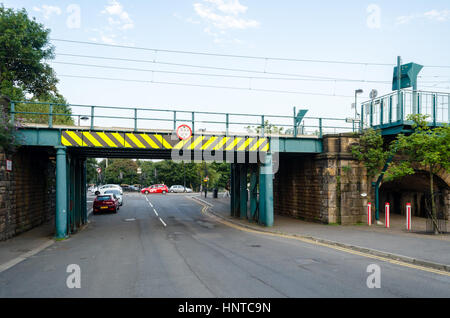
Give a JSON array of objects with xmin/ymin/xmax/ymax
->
[{"xmin": 61, "ymin": 131, "xmax": 269, "ymax": 152}]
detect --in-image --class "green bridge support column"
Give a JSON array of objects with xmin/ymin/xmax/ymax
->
[
  {"xmin": 239, "ymin": 164, "xmax": 248, "ymax": 219},
  {"xmin": 69, "ymin": 156, "xmax": 76, "ymax": 233},
  {"xmin": 55, "ymin": 147, "xmax": 68, "ymax": 239},
  {"xmin": 75, "ymin": 157, "xmax": 82, "ymax": 229},
  {"xmin": 249, "ymin": 165, "xmax": 258, "ymax": 222},
  {"xmin": 258, "ymin": 153, "xmax": 274, "ymax": 227},
  {"xmin": 81, "ymin": 159, "xmax": 87, "ymax": 224},
  {"xmin": 230, "ymin": 164, "xmax": 235, "ymax": 216},
  {"xmin": 230, "ymin": 163, "xmax": 240, "ymax": 217}
]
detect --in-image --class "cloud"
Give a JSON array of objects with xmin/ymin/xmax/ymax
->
[
  {"xmin": 102, "ymin": 0, "xmax": 134, "ymax": 30},
  {"xmin": 396, "ymin": 14, "xmax": 416, "ymax": 25},
  {"xmin": 33, "ymin": 5, "xmax": 62, "ymax": 19},
  {"xmin": 396, "ymin": 9, "xmax": 450, "ymax": 25},
  {"xmin": 424, "ymin": 9, "xmax": 450, "ymax": 22},
  {"xmin": 194, "ymin": 1, "xmax": 259, "ymax": 30},
  {"xmin": 204, "ymin": 0, "xmax": 248, "ymax": 15}
]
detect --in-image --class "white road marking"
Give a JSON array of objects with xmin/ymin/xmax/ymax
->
[
  {"xmin": 153, "ymin": 208, "xmax": 159, "ymax": 217},
  {"xmin": 159, "ymin": 217, "xmax": 167, "ymax": 227},
  {"xmin": 0, "ymin": 240, "xmax": 54, "ymax": 273}
]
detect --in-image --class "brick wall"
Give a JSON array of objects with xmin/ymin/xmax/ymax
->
[
  {"xmin": 0, "ymin": 147, "xmax": 55, "ymax": 241},
  {"xmin": 274, "ymin": 133, "xmax": 369, "ymax": 224}
]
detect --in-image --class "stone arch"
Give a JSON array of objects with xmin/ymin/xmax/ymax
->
[{"xmin": 380, "ymin": 169, "xmax": 449, "ymax": 218}]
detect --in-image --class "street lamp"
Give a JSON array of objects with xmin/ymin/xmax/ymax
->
[
  {"xmin": 78, "ymin": 115, "xmax": 89, "ymax": 126},
  {"xmin": 354, "ymin": 89, "xmax": 363, "ymax": 132}
]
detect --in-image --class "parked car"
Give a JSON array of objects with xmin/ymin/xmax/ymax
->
[
  {"xmin": 89, "ymin": 186, "xmax": 99, "ymax": 194},
  {"xmin": 123, "ymin": 185, "xmax": 139, "ymax": 192},
  {"xmin": 141, "ymin": 184, "xmax": 169, "ymax": 194},
  {"xmin": 102, "ymin": 188, "xmax": 123, "ymax": 206},
  {"xmin": 97, "ymin": 184, "xmax": 123, "ymax": 195},
  {"xmin": 169, "ymin": 185, "xmax": 193, "ymax": 193},
  {"xmin": 93, "ymin": 193, "xmax": 119, "ymax": 214}
]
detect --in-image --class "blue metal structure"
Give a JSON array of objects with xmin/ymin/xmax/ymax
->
[{"xmin": 361, "ymin": 89, "xmax": 449, "ymax": 134}]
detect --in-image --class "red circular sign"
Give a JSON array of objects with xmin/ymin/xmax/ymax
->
[{"xmin": 176, "ymin": 124, "xmax": 192, "ymax": 140}]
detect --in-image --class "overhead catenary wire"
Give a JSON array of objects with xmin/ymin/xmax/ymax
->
[
  {"xmin": 50, "ymin": 38, "xmax": 450, "ymax": 69},
  {"xmin": 1, "ymin": 54, "xmax": 448, "ymax": 85},
  {"xmin": 50, "ymin": 60, "xmax": 393, "ymax": 84},
  {"xmin": 58, "ymin": 74, "xmax": 370, "ymax": 98}
]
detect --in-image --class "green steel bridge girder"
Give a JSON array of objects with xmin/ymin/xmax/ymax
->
[{"xmin": 16, "ymin": 127, "xmax": 324, "ymax": 154}]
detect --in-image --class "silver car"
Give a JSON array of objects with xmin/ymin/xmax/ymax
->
[
  {"xmin": 169, "ymin": 185, "xmax": 193, "ymax": 193},
  {"xmin": 103, "ymin": 189, "xmax": 123, "ymax": 206}
]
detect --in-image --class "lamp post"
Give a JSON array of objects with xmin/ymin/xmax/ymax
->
[
  {"xmin": 78, "ymin": 116, "xmax": 89, "ymax": 126},
  {"xmin": 354, "ymin": 89, "xmax": 363, "ymax": 132}
]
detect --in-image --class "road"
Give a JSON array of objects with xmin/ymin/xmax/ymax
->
[{"xmin": 0, "ymin": 192, "xmax": 449, "ymax": 297}]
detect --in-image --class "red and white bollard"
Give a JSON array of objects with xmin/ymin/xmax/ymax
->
[
  {"xmin": 367, "ymin": 202, "xmax": 372, "ymax": 226},
  {"xmin": 406, "ymin": 203, "xmax": 411, "ymax": 231},
  {"xmin": 385, "ymin": 203, "xmax": 390, "ymax": 228}
]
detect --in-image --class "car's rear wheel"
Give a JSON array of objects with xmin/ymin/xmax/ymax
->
[
  {"xmin": 162, "ymin": 190, "xmax": 167, "ymax": 194},
  {"xmin": 145, "ymin": 191, "xmax": 149, "ymax": 194}
]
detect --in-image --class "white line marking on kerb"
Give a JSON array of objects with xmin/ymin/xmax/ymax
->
[
  {"xmin": 159, "ymin": 217, "xmax": 167, "ymax": 227},
  {"xmin": 0, "ymin": 240, "xmax": 54, "ymax": 273}
]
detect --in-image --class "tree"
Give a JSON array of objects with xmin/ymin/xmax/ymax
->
[
  {"xmin": 246, "ymin": 120, "xmax": 284, "ymax": 135},
  {"xmin": 351, "ymin": 128, "xmax": 393, "ymax": 202},
  {"xmin": 385, "ymin": 114, "xmax": 450, "ymax": 234},
  {"xmin": 0, "ymin": 6, "xmax": 72, "ymax": 124},
  {"xmin": 86, "ymin": 158, "xmax": 99, "ymax": 184},
  {"xmin": 105, "ymin": 159, "xmax": 139, "ymax": 185}
]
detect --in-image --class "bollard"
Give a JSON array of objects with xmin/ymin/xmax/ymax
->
[
  {"xmin": 367, "ymin": 202, "xmax": 372, "ymax": 226},
  {"xmin": 385, "ymin": 203, "xmax": 390, "ymax": 228},
  {"xmin": 406, "ymin": 203, "xmax": 411, "ymax": 231}
]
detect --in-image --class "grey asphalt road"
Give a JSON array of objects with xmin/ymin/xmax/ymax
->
[{"xmin": 0, "ymin": 192, "xmax": 449, "ymax": 297}]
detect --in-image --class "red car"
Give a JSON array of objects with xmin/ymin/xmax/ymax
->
[
  {"xmin": 141, "ymin": 184, "xmax": 169, "ymax": 194},
  {"xmin": 93, "ymin": 194, "xmax": 120, "ymax": 214}
]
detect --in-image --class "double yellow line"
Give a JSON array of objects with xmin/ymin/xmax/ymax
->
[{"xmin": 191, "ymin": 198, "xmax": 450, "ymax": 277}]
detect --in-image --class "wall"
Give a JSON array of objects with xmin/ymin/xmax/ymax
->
[
  {"xmin": 274, "ymin": 133, "xmax": 369, "ymax": 225},
  {"xmin": 0, "ymin": 147, "xmax": 55, "ymax": 240}
]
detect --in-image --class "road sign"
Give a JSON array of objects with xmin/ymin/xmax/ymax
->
[
  {"xmin": 204, "ymin": 176, "xmax": 209, "ymax": 183},
  {"xmin": 96, "ymin": 167, "xmax": 102, "ymax": 174},
  {"xmin": 176, "ymin": 124, "xmax": 192, "ymax": 140}
]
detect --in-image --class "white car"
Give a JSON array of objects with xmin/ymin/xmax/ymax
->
[
  {"xmin": 102, "ymin": 188, "xmax": 123, "ymax": 206},
  {"xmin": 99, "ymin": 184, "xmax": 123, "ymax": 195},
  {"xmin": 169, "ymin": 185, "xmax": 193, "ymax": 193}
]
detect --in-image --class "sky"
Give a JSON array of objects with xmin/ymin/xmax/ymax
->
[{"xmin": 2, "ymin": 0, "xmax": 450, "ymax": 132}]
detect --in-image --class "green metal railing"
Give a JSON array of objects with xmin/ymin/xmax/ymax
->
[
  {"xmin": 361, "ymin": 89, "xmax": 450, "ymax": 129},
  {"xmin": 10, "ymin": 100, "xmax": 355, "ymax": 137}
]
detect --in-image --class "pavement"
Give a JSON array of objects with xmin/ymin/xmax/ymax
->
[
  {"xmin": 0, "ymin": 192, "xmax": 449, "ymax": 297},
  {"xmin": 197, "ymin": 193, "xmax": 450, "ymax": 271}
]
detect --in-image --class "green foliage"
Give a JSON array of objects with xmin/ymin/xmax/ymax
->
[
  {"xmin": 86, "ymin": 158, "xmax": 99, "ymax": 184},
  {"xmin": 104, "ymin": 159, "xmax": 139, "ymax": 185},
  {"xmin": 97, "ymin": 159, "xmax": 231, "ymax": 191},
  {"xmin": 246, "ymin": 120, "xmax": 284, "ymax": 135},
  {"xmin": 0, "ymin": 108, "xmax": 21, "ymax": 152},
  {"xmin": 387, "ymin": 114, "xmax": 450, "ymax": 179},
  {"xmin": 351, "ymin": 128, "xmax": 392, "ymax": 180},
  {"xmin": 0, "ymin": 5, "xmax": 73, "ymax": 126},
  {"xmin": 0, "ymin": 6, "xmax": 56, "ymax": 98}
]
